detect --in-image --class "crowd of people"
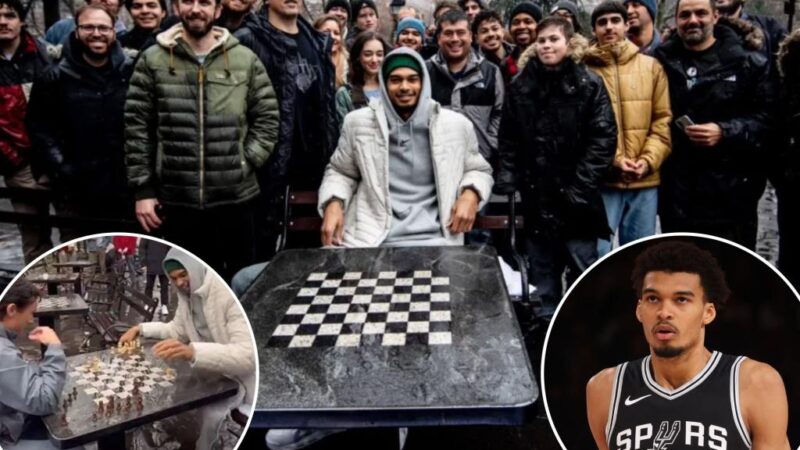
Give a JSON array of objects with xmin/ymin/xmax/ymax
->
[{"xmin": 1, "ymin": 0, "xmax": 799, "ymax": 301}]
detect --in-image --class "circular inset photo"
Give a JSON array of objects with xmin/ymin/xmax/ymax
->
[
  {"xmin": 0, "ymin": 233, "xmax": 257, "ymax": 450},
  {"xmin": 542, "ymin": 233, "xmax": 799, "ymax": 450}
]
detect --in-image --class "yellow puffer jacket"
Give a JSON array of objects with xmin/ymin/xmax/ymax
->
[{"xmin": 584, "ymin": 39, "xmax": 672, "ymax": 189}]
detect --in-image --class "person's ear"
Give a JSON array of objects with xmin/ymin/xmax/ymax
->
[
  {"xmin": 635, "ymin": 299, "xmax": 643, "ymax": 323},
  {"xmin": 702, "ymin": 302, "xmax": 716, "ymax": 325},
  {"xmin": 6, "ymin": 303, "xmax": 17, "ymax": 317}
]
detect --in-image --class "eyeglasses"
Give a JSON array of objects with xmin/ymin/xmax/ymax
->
[{"xmin": 77, "ymin": 24, "xmax": 114, "ymax": 34}]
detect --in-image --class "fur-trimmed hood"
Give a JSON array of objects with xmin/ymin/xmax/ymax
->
[
  {"xmin": 660, "ymin": 15, "xmax": 764, "ymax": 51},
  {"xmin": 778, "ymin": 28, "xmax": 800, "ymax": 78},
  {"xmin": 517, "ymin": 33, "xmax": 589, "ymax": 70}
]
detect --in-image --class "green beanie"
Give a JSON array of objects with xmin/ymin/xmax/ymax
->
[
  {"xmin": 163, "ymin": 259, "xmax": 184, "ymax": 274},
  {"xmin": 382, "ymin": 54, "xmax": 422, "ymax": 81}
]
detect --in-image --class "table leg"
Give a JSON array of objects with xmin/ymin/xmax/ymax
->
[
  {"xmin": 75, "ymin": 277, "xmax": 83, "ymax": 295},
  {"xmin": 97, "ymin": 431, "xmax": 126, "ymax": 450},
  {"xmin": 48, "ymin": 284, "xmax": 57, "ymax": 295}
]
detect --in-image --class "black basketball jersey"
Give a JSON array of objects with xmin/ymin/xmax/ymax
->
[{"xmin": 606, "ymin": 351, "xmax": 751, "ymax": 450}]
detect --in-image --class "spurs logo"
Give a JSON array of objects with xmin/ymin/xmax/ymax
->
[{"xmin": 649, "ymin": 421, "xmax": 680, "ymax": 450}]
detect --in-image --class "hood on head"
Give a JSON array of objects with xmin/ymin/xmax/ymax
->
[
  {"xmin": 162, "ymin": 247, "xmax": 207, "ymax": 296},
  {"xmin": 378, "ymin": 46, "xmax": 432, "ymax": 125}
]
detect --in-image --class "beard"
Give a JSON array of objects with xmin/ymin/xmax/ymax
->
[
  {"xmin": 182, "ymin": 16, "xmax": 214, "ymax": 38},
  {"xmin": 82, "ymin": 39, "xmax": 110, "ymax": 61},
  {"xmin": 653, "ymin": 344, "xmax": 686, "ymax": 358}
]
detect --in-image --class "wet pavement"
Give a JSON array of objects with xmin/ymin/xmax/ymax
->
[
  {"xmin": 15, "ymin": 258, "xmax": 245, "ymax": 450},
  {"xmin": 1, "ymin": 185, "xmax": 786, "ymax": 450}
]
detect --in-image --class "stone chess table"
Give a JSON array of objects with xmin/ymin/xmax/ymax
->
[
  {"xmin": 34, "ymin": 294, "xmax": 89, "ymax": 329},
  {"xmin": 240, "ymin": 245, "xmax": 539, "ymax": 429},
  {"xmin": 26, "ymin": 272, "xmax": 83, "ymax": 295},
  {"xmin": 52, "ymin": 260, "xmax": 97, "ymax": 273},
  {"xmin": 41, "ymin": 343, "xmax": 239, "ymax": 449}
]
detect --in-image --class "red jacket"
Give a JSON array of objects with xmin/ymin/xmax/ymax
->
[
  {"xmin": 113, "ymin": 236, "xmax": 138, "ymax": 255},
  {"xmin": 0, "ymin": 32, "xmax": 51, "ymax": 175}
]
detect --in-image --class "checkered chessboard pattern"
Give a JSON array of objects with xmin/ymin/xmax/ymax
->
[
  {"xmin": 39, "ymin": 296, "xmax": 71, "ymax": 309},
  {"xmin": 267, "ymin": 271, "xmax": 453, "ymax": 348},
  {"xmin": 69, "ymin": 355, "xmax": 175, "ymax": 405}
]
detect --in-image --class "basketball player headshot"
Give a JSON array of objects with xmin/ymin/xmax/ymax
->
[{"xmin": 585, "ymin": 240, "xmax": 790, "ymax": 450}]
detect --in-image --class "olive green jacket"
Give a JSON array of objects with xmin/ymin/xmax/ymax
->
[{"xmin": 125, "ymin": 24, "xmax": 279, "ymax": 208}]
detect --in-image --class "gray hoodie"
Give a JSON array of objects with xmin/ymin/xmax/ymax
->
[{"xmin": 379, "ymin": 48, "xmax": 450, "ymax": 247}]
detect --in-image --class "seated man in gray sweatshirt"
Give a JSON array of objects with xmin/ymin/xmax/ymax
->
[
  {"xmin": 265, "ymin": 47, "xmax": 494, "ymax": 450},
  {"xmin": 319, "ymin": 46, "xmax": 494, "ymax": 248},
  {"xmin": 0, "ymin": 281, "xmax": 67, "ymax": 450}
]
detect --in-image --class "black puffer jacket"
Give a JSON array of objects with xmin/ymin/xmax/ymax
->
[
  {"xmin": 235, "ymin": 8, "xmax": 338, "ymax": 219},
  {"xmin": 654, "ymin": 23, "xmax": 774, "ymax": 228},
  {"xmin": 496, "ymin": 57, "xmax": 617, "ymax": 240},
  {"xmin": 27, "ymin": 35, "xmax": 133, "ymax": 201}
]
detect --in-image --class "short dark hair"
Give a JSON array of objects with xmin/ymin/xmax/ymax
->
[
  {"xmin": 591, "ymin": 0, "xmax": 627, "ymax": 27},
  {"xmin": 457, "ymin": 0, "xmax": 484, "ymax": 11},
  {"xmin": 630, "ymin": 241, "xmax": 731, "ymax": 306},
  {"xmin": 0, "ymin": 280, "xmax": 40, "ymax": 319},
  {"xmin": 675, "ymin": 0, "xmax": 716, "ymax": 16},
  {"xmin": 536, "ymin": 15, "xmax": 574, "ymax": 41},
  {"xmin": 471, "ymin": 9, "xmax": 502, "ymax": 35},
  {"xmin": 436, "ymin": 9, "xmax": 470, "ymax": 37},
  {"xmin": 434, "ymin": 0, "xmax": 459, "ymax": 20},
  {"xmin": 348, "ymin": 31, "xmax": 391, "ymax": 86},
  {"xmin": 75, "ymin": 4, "xmax": 116, "ymax": 25},
  {"xmin": 0, "ymin": 0, "xmax": 24, "ymax": 20},
  {"xmin": 125, "ymin": 0, "xmax": 167, "ymax": 14}
]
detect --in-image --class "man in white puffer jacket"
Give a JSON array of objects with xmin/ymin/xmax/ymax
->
[
  {"xmin": 119, "ymin": 247, "xmax": 256, "ymax": 450},
  {"xmin": 265, "ymin": 46, "xmax": 495, "ymax": 450},
  {"xmin": 319, "ymin": 46, "xmax": 494, "ymax": 248}
]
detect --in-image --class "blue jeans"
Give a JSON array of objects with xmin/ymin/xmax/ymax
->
[
  {"xmin": 231, "ymin": 262, "xmax": 269, "ymax": 297},
  {"xmin": 597, "ymin": 187, "xmax": 658, "ymax": 256}
]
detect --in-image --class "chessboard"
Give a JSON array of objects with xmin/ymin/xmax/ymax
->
[
  {"xmin": 38, "ymin": 296, "xmax": 72, "ymax": 309},
  {"xmin": 266, "ymin": 270, "xmax": 453, "ymax": 348},
  {"xmin": 57, "ymin": 340, "xmax": 177, "ymax": 425}
]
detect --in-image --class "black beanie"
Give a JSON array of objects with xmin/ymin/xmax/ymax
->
[
  {"xmin": 325, "ymin": 0, "xmax": 351, "ymax": 16},
  {"xmin": 350, "ymin": 0, "xmax": 378, "ymax": 23},
  {"xmin": 510, "ymin": 2, "xmax": 543, "ymax": 24},
  {"xmin": 590, "ymin": 0, "xmax": 628, "ymax": 27}
]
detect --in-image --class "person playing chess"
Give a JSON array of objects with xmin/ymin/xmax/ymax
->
[
  {"xmin": 118, "ymin": 248, "xmax": 255, "ymax": 450},
  {"xmin": 0, "ymin": 280, "xmax": 67, "ymax": 450}
]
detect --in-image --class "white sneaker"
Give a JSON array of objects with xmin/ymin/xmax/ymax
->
[
  {"xmin": 161, "ymin": 304, "xmax": 169, "ymax": 316},
  {"xmin": 265, "ymin": 429, "xmax": 345, "ymax": 450}
]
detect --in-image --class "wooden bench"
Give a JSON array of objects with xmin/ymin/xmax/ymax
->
[
  {"xmin": 277, "ymin": 187, "xmax": 534, "ymax": 304},
  {"xmin": 88, "ymin": 284, "xmax": 160, "ymax": 345}
]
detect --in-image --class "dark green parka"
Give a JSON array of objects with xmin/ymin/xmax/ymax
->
[{"xmin": 125, "ymin": 24, "xmax": 279, "ymax": 208}]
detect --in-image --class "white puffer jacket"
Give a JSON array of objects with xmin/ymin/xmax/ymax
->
[
  {"xmin": 140, "ymin": 249, "xmax": 256, "ymax": 407},
  {"xmin": 319, "ymin": 100, "xmax": 494, "ymax": 248},
  {"xmin": 318, "ymin": 48, "xmax": 494, "ymax": 248}
]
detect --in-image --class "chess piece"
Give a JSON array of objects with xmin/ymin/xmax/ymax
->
[
  {"xmin": 60, "ymin": 414, "xmax": 67, "ymax": 426},
  {"xmin": 92, "ymin": 412, "xmax": 98, "ymax": 422},
  {"xmin": 63, "ymin": 399, "xmax": 68, "ymax": 409},
  {"xmin": 72, "ymin": 387, "xmax": 77, "ymax": 396}
]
